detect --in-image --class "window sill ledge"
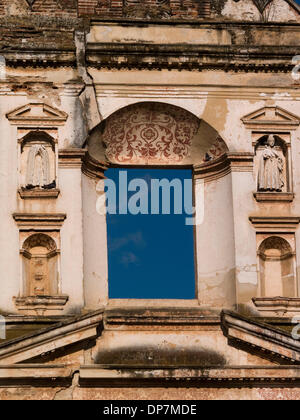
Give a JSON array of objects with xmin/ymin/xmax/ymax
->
[
  {"xmin": 254, "ymin": 192, "xmax": 294, "ymax": 202},
  {"xmin": 18, "ymin": 189, "xmax": 60, "ymax": 199},
  {"xmin": 14, "ymin": 295, "xmax": 69, "ymax": 313},
  {"xmin": 107, "ymin": 299, "xmax": 200, "ymax": 308},
  {"xmin": 252, "ymin": 297, "xmax": 300, "ymax": 316}
]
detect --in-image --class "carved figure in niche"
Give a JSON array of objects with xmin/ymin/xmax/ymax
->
[
  {"xmin": 22, "ymin": 234, "xmax": 58, "ymax": 297},
  {"xmin": 258, "ymin": 135, "xmax": 284, "ymax": 192},
  {"xmin": 25, "ymin": 145, "xmax": 56, "ymax": 190}
]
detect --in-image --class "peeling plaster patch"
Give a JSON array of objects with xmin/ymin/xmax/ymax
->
[
  {"xmin": 260, "ymin": 92, "xmax": 292, "ymax": 100},
  {"xmin": 221, "ymin": 0, "xmax": 259, "ymax": 21},
  {"xmin": 201, "ymin": 96, "xmax": 228, "ymax": 135},
  {"xmin": 11, "ymin": 83, "xmax": 63, "ymax": 107},
  {"xmin": 54, "ymin": 372, "xmax": 79, "ymax": 401},
  {"xmin": 237, "ymin": 282, "xmax": 259, "ymax": 304},
  {"xmin": 200, "ymin": 267, "xmax": 234, "ymax": 287},
  {"xmin": 198, "ymin": 268, "xmax": 236, "ymax": 307},
  {"xmin": 5, "ymin": 0, "xmax": 30, "ymax": 16},
  {"xmin": 237, "ymin": 269, "xmax": 258, "ymax": 285},
  {"xmin": 224, "ymin": 100, "xmax": 264, "ymax": 150},
  {"xmin": 266, "ymin": 0, "xmax": 300, "ymax": 22}
]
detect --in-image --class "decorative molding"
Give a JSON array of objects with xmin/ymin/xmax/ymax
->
[
  {"xmin": 228, "ymin": 152, "xmax": 254, "ymax": 172},
  {"xmin": 249, "ymin": 216, "xmax": 300, "ymax": 233},
  {"xmin": 241, "ymin": 106, "xmax": 300, "ymax": 132},
  {"xmin": 222, "ymin": 310, "xmax": 300, "ymax": 363},
  {"xmin": 62, "ymin": 83, "xmax": 85, "ymax": 97},
  {"xmin": 4, "ymin": 52, "xmax": 76, "ymax": 68},
  {"xmin": 94, "ymin": 85, "xmax": 300, "ymax": 101},
  {"xmin": 102, "ymin": 102, "xmax": 200, "ymax": 165},
  {"xmin": 0, "ymin": 365, "xmax": 72, "ymax": 385},
  {"xmin": 13, "ymin": 213, "xmax": 66, "ymax": 230},
  {"xmin": 82, "ymin": 153, "xmax": 107, "ymax": 179},
  {"xmin": 58, "ymin": 148, "xmax": 87, "ymax": 168},
  {"xmin": 6, "ymin": 103, "xmax": 68, "ymax": 127},
  {"xmin": 105, "ymin": 307, "xmax": 219, "ymax": 327},
  {"xmin": 257, "ymin": 236, "xmax": 294, "ymax": 261},
  {"xmin": 194, "ymin": 153, "xmax": 230, "ymax": 181},
  {"xmin": 194, "ymin": 152, "xmax": 253, "ymax": 181},
  {"xmin": 18, "ymin": 189, "xmax": 60, "ymax": 199},
  {"xmin": 22, "ymin": 233, "xmax": 57, "ymax": 253},
  {"xmin": 0, "ymin": 310, "xmax": 103, "ymax": 364},
  {"xmin": 18, "ymin": 130, "xmax": 57, "ymax": 146},
  {"xmin": 86, "ymin": 43, "xmax": 297, "ymax": 73},
  {"xmin": 253, "ymin": 297, "xmax": 300, "ymax": 316},
  {"xmin": 14, "ymin": 295, "xmax": 69, "ymax": 314},
  {"xmin": 79, "ymin": 366, "xmax": 300, "ymax": 386},
  {"xmin": 254, "ymin": 192, "xmax": 294, "ymax": 202}
]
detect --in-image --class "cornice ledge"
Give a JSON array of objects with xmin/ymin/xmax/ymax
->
[
  {"xmin": 194, "ymin": 152, "xmax": 253, "ymax": 181},
  {"xmin": 249, "ymin": 216, "xmax": 300, "ymax": 232},
  {"xmin": 253, "ymin": 297, "xmax": 300, "ymax": 316},
  {"xmin": 18, "ymin": 189, "xmax": 60, "ymax": 199},
  {"xmin": 14, "ymin": 295, "xmax": 69, "ymax": 313},
  {"xmin": 254, "ymin": 192, "xmax": 294, "ymax": 202},
  {"xmin": 13, "ymin": 213, "xmax": 67, "ymax": 228},
  {"xmin": 221, "ymin": 309, "xmax": 300, "ymax": 363},
  {"xmin": 0, "ymin": 310, "xmax": 104, "ymax": 365},
  {"xmin": 0, "ymin": 364, "xmax": 73, "ymax": 384},
  {"xmin": 82, "ymin": 153, "xmax": 108, "ymax": 179},
  {"xmin": 58, "ymin": 148, "xmax": 87, "ymax": 168},
  {"xmin": 193, "ymin": 153, "xmax": 230, "ymax": 181},
  {"xmin": 228, "ymin": 152, "xmax": 254, "ymax": 172},
  {"xmin": 105, "ymin": 307, "xmax": 220, "ymax": 326},
  {"xmin": 79, "ymin": 365, "xmax": 300, "ymax": 385},
  {"xmin": 4, "ymin": 52, "xmax": 76, "ymax": 68}
]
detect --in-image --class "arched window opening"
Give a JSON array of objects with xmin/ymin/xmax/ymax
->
[
  {"xmin": 105, "ymin": 168, "xmax": 196, "ymax": 299},
  {"xmin": 87, "ymin": 101, "xmax": 229, "ymax": 304}
]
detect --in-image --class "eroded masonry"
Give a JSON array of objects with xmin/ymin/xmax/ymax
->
[{"xmin": 0, "ymin": 0, "xmax": 300, "ymax": 400}]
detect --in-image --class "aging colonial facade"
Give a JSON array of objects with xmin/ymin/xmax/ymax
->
[{"xmin": 0, "ymin": 0, "xmax": 300, "ymax": 400}]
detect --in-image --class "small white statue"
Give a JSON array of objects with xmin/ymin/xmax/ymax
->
[
  {"xmin": 258, "ymin": 134, "xmax": 284, "ymax": 192},
  {"xmin": 26, "ymin": 145, "xmax": 50, "ymax": 187}
]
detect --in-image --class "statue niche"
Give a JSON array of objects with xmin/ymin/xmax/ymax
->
[
  {"xmin": 22, "ymin": 234, "xmax": 59, "ymax": 297},
  {"xmin": 20, "ymin": 131, "xmax": 56, "ymax": 191},
  {"xmin": 258, "ymin": 236, "xmax": 296, "ymax": 298},
  {"xmin": 256, "ymin": 134, "xmax": 287, "ymax": 193}
]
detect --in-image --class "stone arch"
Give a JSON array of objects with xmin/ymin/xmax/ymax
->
[
  {"xmin": 258, "ymin": 236, "xmax": 296, "ymax": 298},
  {"xmin": 87, "ymin": 102, "xmax": 228, "ymax": 167},
  {"xmin": 21, "ymin": 131, "xmax": 55, "ymax": 151},
  {"xmin": 23, "ymin": 233, "xmax": 57, "ymax": 253}
]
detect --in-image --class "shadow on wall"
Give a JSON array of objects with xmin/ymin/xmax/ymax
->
[{"xmin": 94, "ymin": 346, "xmax": 227, "ymax": 367}]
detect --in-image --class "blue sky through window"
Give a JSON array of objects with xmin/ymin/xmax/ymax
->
[{"xmin": 106, "ymin": 168, "xmax": 196, "ymax": 299}]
